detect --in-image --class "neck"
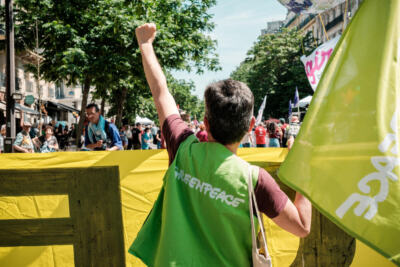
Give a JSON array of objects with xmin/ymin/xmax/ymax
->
[
  {"xmin": 207, "ymin": 134, "xmax": 240, "ymax": 154},
  {"xmin": 93, "ymin": 117, "xmax": 101, "ymax": 125}
]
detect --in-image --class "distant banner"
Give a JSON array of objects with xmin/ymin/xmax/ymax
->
[
  {"xmin": 256, "ymin": 95, "xmax": 267, "ymax": 125},
  {"xmin": 277, "ymin": 0, "xmax": 345, "ymax": 14},
  {"xmin": 301, "ymin": 35, "xmax": 340, "ymax": 91}
]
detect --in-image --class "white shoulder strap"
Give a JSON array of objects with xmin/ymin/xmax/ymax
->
[{"xmin": 248, "ymin": 166, "xmax": 272, "ymax": 266}]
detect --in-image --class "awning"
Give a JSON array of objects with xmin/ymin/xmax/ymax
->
[
  {"xmin": 45, "ymin": 100, "xmax": 80, "ymax": 113},
  {"xmin": 15, "ymin": 103, "xmax": 39, "ymax": 115},
  {"xmin": 135, "ymin": 116, "xmax": 153, "ymax": 125},
  {"xmin": 294, "ymin": 95, "xmax": 313, "ymax": 108}
]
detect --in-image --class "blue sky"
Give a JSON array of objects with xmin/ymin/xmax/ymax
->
[{"xmin": 173, "ymin": 0, "xmax": 287, "ymax": 98}]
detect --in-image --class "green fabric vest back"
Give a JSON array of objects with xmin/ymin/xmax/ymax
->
[{"xmin": 129, "ymin": 135, "xmax": 259, "ymax": 266}]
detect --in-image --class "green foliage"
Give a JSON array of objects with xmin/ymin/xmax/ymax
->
[
  {"xmin": 107, "ymin": 74, "xmax": 204, "ymax": 127},
  {"xmin": 231, "ymin": 28, "xmax": 314, "ymax": 119},
  {"xmin": 3, "ymin": 0, "xmax": 219, "ymax": 131},
  {"xmin": 167, "ymin": 74, "xmax": 204, "ymax": 121}
]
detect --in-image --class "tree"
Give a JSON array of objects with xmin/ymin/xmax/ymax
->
[
  {"xmin": 231, "ymin": 29, "xmax": 314, "ymax": 119},
  {"xmin": 5, "ymin": 0, "xmax": 219, "ymax": 143},
  {"xmin": 107, "ymin": 74, "xmax": 204, "ymax": 127},
  {"xmin": 167, "ymin": 74, "xmax": 204, "ymax": 121}
]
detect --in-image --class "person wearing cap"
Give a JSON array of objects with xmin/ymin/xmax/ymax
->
[
  {"xmin": 286, "ymin": 116, "xmax": 301, "ymax": 150},
  {"xmin": 13, "ymin": 121, "xmax": 36, "ymax": 153}
]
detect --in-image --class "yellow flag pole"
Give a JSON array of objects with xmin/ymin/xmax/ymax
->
[
  {"xmin": 342, "ymin": 0, "xmax": 349, "ymax": 32},
  {"xmin": 318, "ymin": 13, "xmax": 330, "ymax": 41}
]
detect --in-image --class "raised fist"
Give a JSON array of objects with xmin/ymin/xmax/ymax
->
[{"xmin": 135, "ymin": 23, "xmax": 157, "ymax": 46}]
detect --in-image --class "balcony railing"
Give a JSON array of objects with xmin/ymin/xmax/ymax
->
[{"xmin": 325, "ymin": 14, "xmax": 344, "ymax": 32}]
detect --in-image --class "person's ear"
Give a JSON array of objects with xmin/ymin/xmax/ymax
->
[{"xmin": 204, "ymin": 116, "xmax": 210, "ymax": 132}]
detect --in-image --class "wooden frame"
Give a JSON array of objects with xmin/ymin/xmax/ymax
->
[{"xmin": 0, "ymin": 166, "xmax": 125, "ymax": 267}]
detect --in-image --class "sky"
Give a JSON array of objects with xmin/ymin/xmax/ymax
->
[{"xmin": 173, "ymin": 0, "xmax": 288, "ymax": 98}]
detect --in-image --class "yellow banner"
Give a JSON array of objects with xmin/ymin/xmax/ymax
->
[{"xmin": 0, "ymin": 149, "xmax": 394, "ymax": 266}]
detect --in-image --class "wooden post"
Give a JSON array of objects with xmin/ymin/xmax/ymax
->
[{"xmin": 269, "ymin": 167, "xmax": 356, "ymax": 266}]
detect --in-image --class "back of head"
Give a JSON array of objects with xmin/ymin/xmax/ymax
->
[
  {"xmin": 268, "ymin": 122, "xmax": 277, "ymax": 133},
  {"xmin": 204, "ymin": 79, "xmax": 254, "ymax": 145}
]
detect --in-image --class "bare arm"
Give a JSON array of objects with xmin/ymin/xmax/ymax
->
[
  {"xmin": 272, "ymin": 193, "xmax": 311, "ymax": 238},
  {"xmin": 106, "ymin": 145, "xmax": 119, "ymax": 151},
  {"xmin": 135, "ymin": 23, "xmax": 179, "ymax": 129},
  {"xmin": 13, "ymin": 145, "xmax": 31, "ymax": 153},
  {"xmin": 287, "ymin": 135, "xmax": 295, "ymax": 149}
]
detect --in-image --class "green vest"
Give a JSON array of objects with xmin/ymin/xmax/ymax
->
[{"xmin": 129, "ymin": 135, "xmax": 259, "ymax": 266}]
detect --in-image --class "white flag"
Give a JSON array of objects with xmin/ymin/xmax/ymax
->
[
  {"xmin": 301, "ymin": 35, "xmax": 340, "ymax": 91},
  {"xmin": 256, "ymin": 95, "xmax": 267, "ymax": 125}
]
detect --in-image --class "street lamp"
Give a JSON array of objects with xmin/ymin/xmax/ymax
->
[{"xmin": 4, "ymin": 0, "xmax": 16, "ymax": 153}]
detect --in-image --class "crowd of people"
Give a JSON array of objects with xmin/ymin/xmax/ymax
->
[
  {"xmin": 0, "ymin": 120, "xmax": 78, "ymax": 154},
  {"xmin": 0, "ymin": 105, "xmax": 300, "ymax": 153},
  {"xmin": 241, "ymin": 116, "xmax": 301, "ymax": 149},
  {"xmin": 0, "ymin": 102, "xmax": 212, "ymax": 153}
]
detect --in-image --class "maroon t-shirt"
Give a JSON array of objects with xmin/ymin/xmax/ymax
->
[{"xmin": 162, "ymin": 114, "xmax": 288, "ymax": 219}]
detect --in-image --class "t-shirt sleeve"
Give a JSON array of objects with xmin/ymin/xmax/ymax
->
[
  {"xmin": 255, "ymin": 167, "xmax": 288, "ymax": 218},
  {"xmin": 13, "ymin": 133, "xmax": 22, "ymax": 146},
  {"xmin": 162, "ymin": 114, "xmax": 194, "ymax": 165},
  {"xmin": 109, "ymin": 124, "xmax": 123, "ymax": 150}
]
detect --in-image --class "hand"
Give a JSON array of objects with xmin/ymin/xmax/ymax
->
[
  {"xmin": 135, "ymin": 23, "xmax": 157, "ymax": 46},
  {"xmin": 95, "ymin": 140, "xmax": 103, "ymax": 148}
]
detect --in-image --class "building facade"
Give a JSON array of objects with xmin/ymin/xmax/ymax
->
[
  {"xmin": 0, "ymin": 51, "xmax": 81, "ymax": 126},
  {"xmin": 261, "ymin": 20, "xmax": 284, "ymax": 35},
  {"xmin": 284, "ymin": 0, "xmax": 363, "ymax": 44}
]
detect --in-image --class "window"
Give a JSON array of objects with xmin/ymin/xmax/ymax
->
[
  {"xmin": 48, "ymin": 87, "xmax": 55, "ymax": 98},
  {"xmin": 15, "ymin": 77, "xmax": 21, "ymax": 91},
  {"xmin": 0, "ymin": 72, "xmax": 5, "ymax": 87},
  {"xmin": 26, "ymin": 81, "xmax": 33, "ymax": 92},
  {"xmin": 55, "ymin": 82, "xmax": 65, "ymax": 99}
]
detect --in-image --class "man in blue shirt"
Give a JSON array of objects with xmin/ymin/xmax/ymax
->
[{"xmin": 84, "ymin": 103, "xmax": 123, "ymax": 151}]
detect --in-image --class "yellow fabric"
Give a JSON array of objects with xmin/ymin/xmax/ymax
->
[{"xmin": 0, "ymin": 149, "xmax": 394, "ymax": 266}]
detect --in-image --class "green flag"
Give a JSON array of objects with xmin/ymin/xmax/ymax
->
[{"xmin": 279, "ymin": 0, "xmax": 400, "ymax": 265}]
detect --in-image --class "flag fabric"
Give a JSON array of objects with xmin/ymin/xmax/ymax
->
[
  {"xmin": 279, "ymin": 0, "xmax": 400, "ymax": 265},
  {"xmin": 301, "ymin": 35, "xmax": 341, "ymax": 91},
  {"xmin": 288, "ymin": 100, "xmax": 292, "ymax": 117},
  {"xmin": 256, "ymin": 95, "xmax": 267, "ymax": 125},
  {"xmin": 293, "ymin": 87, "xmax": 299, "ymax": 107}
]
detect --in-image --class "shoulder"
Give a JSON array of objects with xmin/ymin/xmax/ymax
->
[{"xmin": 106, "ymin": 122, "xmax": 119, "ymax": 133}]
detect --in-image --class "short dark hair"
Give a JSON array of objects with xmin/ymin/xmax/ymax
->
[
  {"xmin": 86, "ymin": 103, "xmax": 99, "ymax": 112},
  {"xmin": 204, "ymin": 79, "xmax": 254, "ymax": 145},
  {"xmin": 44, "ymin": 125, "xmax": 53, "ymax": 132},
  {"xmin": 136, "ymin": 122, "xmax": 141, "ymax": 127}
]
